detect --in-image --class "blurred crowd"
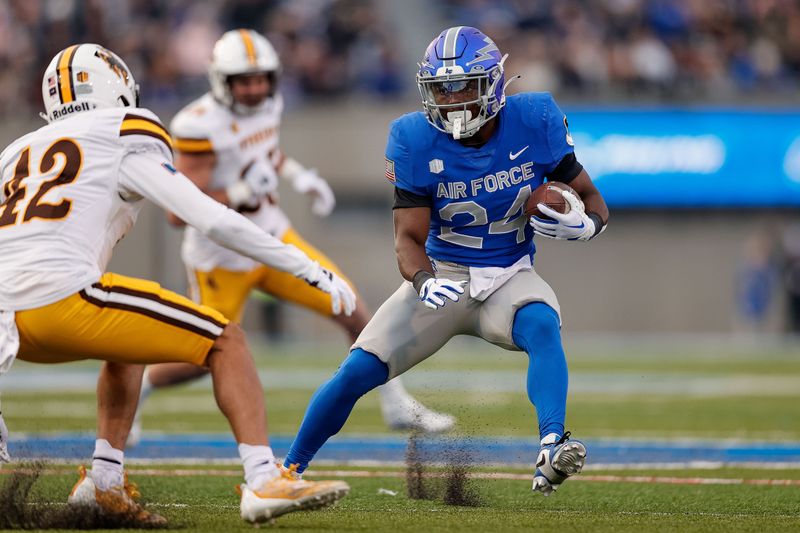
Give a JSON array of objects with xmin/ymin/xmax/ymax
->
[
  {"xmin": 0, "ymin": 0, "xmax": 403, "ymax": 117},
  {"xmin": 3, "ymin": 0, "xmax": 800, "ymax": 120},
  {"xmin": 442, "ymin": 0, "xmax": 800, "ymax": 101}
]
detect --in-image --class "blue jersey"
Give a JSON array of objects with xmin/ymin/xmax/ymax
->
[{"xmin": 386, "ymin": 93, "xmax": 576, "ymax": 268}]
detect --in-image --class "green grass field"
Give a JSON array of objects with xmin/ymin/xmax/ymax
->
[
  {"xmin": 3, "ymin": 465, "xmax": 800, "ymax": 532},
  {"xmin": 2, "ymin": 337, "xmax": 800, "ymax": 531}
]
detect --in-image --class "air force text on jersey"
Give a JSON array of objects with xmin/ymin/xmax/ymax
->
[{"xmin": 435, "ymin": 161, "xmax": 536, "ymax": 199}]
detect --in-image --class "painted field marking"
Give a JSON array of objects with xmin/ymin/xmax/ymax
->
[
  {"xmin": 10, "ymin": 433, "xmax": 800, "ymax": 466},
  {"xmin": 3, "ymin": 467, "xmax": 799, "ymax": 486}
]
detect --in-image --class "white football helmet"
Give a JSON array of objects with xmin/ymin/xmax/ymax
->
[
  {"xmin": 41, "ymin": 43, "xmax": 139, "ymax": 123},
  {"xmin": 208, "ymin": 29, "xmax": 280, "ymax": 114}
]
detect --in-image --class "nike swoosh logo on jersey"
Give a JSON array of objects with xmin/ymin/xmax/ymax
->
[{"xmin": 509, "ymin": 146, "xmax": 529, "ymax": 160}]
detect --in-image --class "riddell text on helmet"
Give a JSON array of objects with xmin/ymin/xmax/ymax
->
[{"xmin": 52, "ymin": 101, "xmax": 96, "ymax": 120}]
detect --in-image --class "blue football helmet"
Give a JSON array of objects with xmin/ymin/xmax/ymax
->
[{"xmin": 417, "ymin": 26, "xmax": 509, "ymax": 139}]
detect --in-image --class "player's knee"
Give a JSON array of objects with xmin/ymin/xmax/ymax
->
[
  {"xmin": 512, "ymin": 302, "xmax": 561, "ymax": 351},
  {"xmin": 103, "ymin": 361, "xmax": 144, "ymax": 380},
  {"xmin": 210, "ymin": 322, "xmax": 248, "ymax": 358},
  {"xmin": 334, "ymin": 348, "xmax": 388, "ymax": 395}
]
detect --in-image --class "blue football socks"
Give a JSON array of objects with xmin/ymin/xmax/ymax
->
[{"xmin": 511, "ymin": 302, "xmax": 567, "ymax": 440}]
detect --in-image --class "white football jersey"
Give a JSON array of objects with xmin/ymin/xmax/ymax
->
[
  {"xmin": 171, "ymin": 93, "xmax": 290, "ymax": 271},
  {"xmin": 0, "ymin": 107, "xmax": 173, "ymax": 310}
]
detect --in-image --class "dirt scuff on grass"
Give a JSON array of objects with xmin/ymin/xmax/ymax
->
[
  {"xmin": 405, "ymin": 432, "xmax": 483, "ymax": 507},
  {"xmin": 0, "ymin": 462, "xmax": 168, "ymax": 529}
]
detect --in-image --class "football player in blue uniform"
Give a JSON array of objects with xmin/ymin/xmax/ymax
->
[{"xmin": 284, "ymin": 26, "xmax": 609, "ymax": 495}]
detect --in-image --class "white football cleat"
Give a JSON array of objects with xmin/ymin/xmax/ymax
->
[
  {"xmin": 239, "ymin": 464, "xmax": 349, "ymax": 523},
  {"xmin": 383, "ymin": 399, "xmax": 456, "ymax": 433},
  {"xmin": 0, "ymin": 410, "xmax": 10, "ymax": 463},
  {"xmin": 379, "ymin": 380, "xmax": 456, "ymax": 433},
  {"xmin": 68, "ymin": 466, "xmax": 167, "ymax": 526},
  {"xmin": 531, "ymin": 432, "xmax": 586, "ymax": 496}
]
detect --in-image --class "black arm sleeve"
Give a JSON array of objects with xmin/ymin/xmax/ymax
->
[
  {"xmin": 546, "ymin": 152, "xmax": 584, "ymax": 184},
  {"xmin": 393, "ymin": 186, "xmax": 432, "ymax": 209}
]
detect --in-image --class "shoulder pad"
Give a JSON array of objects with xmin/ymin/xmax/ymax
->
[
  {"xmin": 393, "ymin": 112, "xmax": 434, "ymax": 149},
  {"xmin": 514, "ymin": 92, "xmax": 556, "ymax": 128},
  {"xmin": 171, "ymin": 96, "xmax": 219, "ymax": 154},
  {"xmin": 118, "ymin": 107, "xmax": 174, "ymax": 157}
]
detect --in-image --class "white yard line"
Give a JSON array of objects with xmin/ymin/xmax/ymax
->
[{"xmin": 3, "ymin": 467, "xmax": 799, "ymax": 486}]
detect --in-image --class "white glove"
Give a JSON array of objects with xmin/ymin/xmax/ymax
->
[
  {"xmin": 530, "ymin": 188, "xmax": 595, "ymax": 241},
  {"xmin": 419, "ymin": 278, "xmax": 466, "ymax": 310},
  {"xmin": 0, "ymin": 410, "xmax": 10, "ymax": 463},
  {"xmin": 299, "ymin": 261, "xmax": 356, "ymax": 316},
  {"xmin": 226, "ymin": 159, "xmax": 279, "ymax": 208},
  {"xmin": 292, "ymin": 168, "xmax": 336, "ymax": 217}
]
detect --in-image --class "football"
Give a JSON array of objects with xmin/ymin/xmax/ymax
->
[{"xmin": 525, "ymin": 181, "xmax": 578, "ymax": 218}]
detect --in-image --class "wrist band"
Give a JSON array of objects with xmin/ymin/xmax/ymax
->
[
  {"xmin": 412, "ymin": 270, "xmax": 435, "ymax": 293},
  {"xmin": 586, "ymin": 212, "xmax": 605, "ymax": 238}
]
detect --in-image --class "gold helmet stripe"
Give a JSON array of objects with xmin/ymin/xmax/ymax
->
[
  {"xmin": 57, "ymin": 45, "xmax": 80, "ymax": 104},
  {"xmin": 238, "ymin": 29, "xmax": 258, "ymax": 66}
]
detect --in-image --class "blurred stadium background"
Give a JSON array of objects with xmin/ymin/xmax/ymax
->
[
  {"xmin": 2, "ymin": 3, "xmax": 800, "ymax": 528},
  {"xmin": 3, "ymin": 0, "xmax": 800, "ymax": 342},
  {"xmin": 2, "ymin": 0, "xmax": 800, "ymax": 433}
]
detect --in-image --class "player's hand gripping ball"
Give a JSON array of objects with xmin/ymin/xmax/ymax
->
[
  {"xmin": 528, "ymin": 182, "xmax": 596, "ymax": 241},
  {"xmin": 524, "ymin": 181, "xmax": 577, "ymax": 219}
]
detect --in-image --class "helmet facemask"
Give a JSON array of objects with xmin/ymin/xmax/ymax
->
[
  {"xmin": 226, "ymin": 71, "xmax": 278, "ymax": 115},
  {"xmin": 416, "ymin": 26, "xmax": 511, "ymax": 140},
  {"xmin": 417, "ymin": 62, "xmax": 506, "ymax": 139}
]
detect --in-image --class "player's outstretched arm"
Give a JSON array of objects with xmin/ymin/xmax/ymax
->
[
  {"xmin": 165, "ymin": 151, "xmax": 217, "ymax": 226},
  {"xmin": 119, "ymin": 150, "xmax": 356, "ymax": 315},
  {"xmin": 394, "ymin": 207, "xmax": 465, "ymax": 309}
]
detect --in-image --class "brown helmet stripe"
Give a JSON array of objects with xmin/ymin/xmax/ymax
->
[{"xmin": 57, "ymin": 45, "xmax": 80, "ymax": 104}]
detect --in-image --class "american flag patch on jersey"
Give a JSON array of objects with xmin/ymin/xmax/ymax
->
[{"xmin": 385, "ymin": 157, "xmax": 395, "ymax": 182}]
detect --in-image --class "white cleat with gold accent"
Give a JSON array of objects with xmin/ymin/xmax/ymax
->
[{"xmin": 239, "ymin": 464, "xmax": 349, "ymax": 523}]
